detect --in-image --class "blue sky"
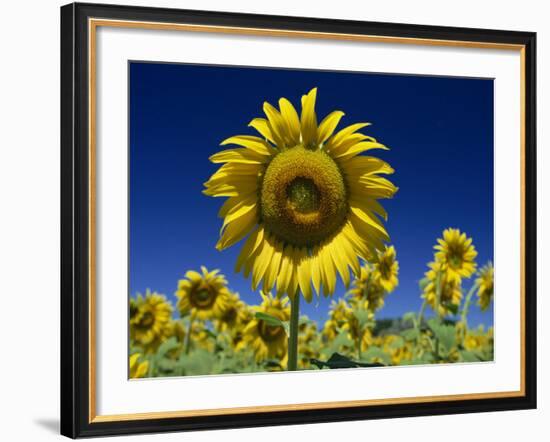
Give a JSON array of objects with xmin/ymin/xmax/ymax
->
[{"xmin": 129, "ymin": 62, "xmax": 494, "ymax": 328}]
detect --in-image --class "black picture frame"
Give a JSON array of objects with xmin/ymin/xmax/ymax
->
[{"xmin": 61, "ymin": 2, "xmax": 537, "ymax": 438}]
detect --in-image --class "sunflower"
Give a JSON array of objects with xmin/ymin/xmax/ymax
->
[
  {"xmin": 372, "ymin": 245, "xmax": 399, "ymax": 293},
  {"xmin": 239, "ymin": 292, "xmax": 290, "ymax": 363},
  {"xmin": 476, "ymin": 262, "xmax": 494, "ymax": 311},
  {"xmin": 176, "ymin": 266, "xmax": 230, "ymax": 320},
  {"xmin": 298, "ymin": 319, "xmax": 321, "ymax": 369},
  {"xmin": 215, "ymin": 291, "xmax": 247, "ymax": 332},
  {"xmin": 422, "ymin": 261, "xmax": 462, "ymax": 316},
  {"xmin": 322, "ymin": 299, "xmax": 352, "ymax": 341},
  {"xmin": 434, "ymin": 228, "xmax": 477, "ymax": 282},
  {"xmin": 129, "ymin": 353, "xmax": 149, "ymax": 379},
  {"xmin": 204, "ymin": 88, "xmax": 397, "ymax": 301},
  {"xmin": 344, "ymin": 298, "xmax": 375, "ymax": 353},
  {"xmin": 347, "ymin": 264, "xmax": 386, "ymax": 312},
  {"xmin": 130, "ymin": 290, "xmax": 173, "ymax": 349}
]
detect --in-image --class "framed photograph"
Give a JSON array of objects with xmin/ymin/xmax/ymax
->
[{"xmin": 60, "ymin": 2, "xmax": 536, "ymax": 438}]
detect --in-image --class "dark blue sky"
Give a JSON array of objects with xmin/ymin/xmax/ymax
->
[{"xmin": 129, "ymin": 62, "xmax": 494, "ymax": 328}]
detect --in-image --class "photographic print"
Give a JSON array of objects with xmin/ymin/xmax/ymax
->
[{"xmin": 128, "ymin": 62, "xmax": 494, "ymax": 378}]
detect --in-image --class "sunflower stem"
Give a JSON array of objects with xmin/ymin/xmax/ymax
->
[
  {"xmin": 433, "ymin": 270, "xmax": 442, "ymax": 361},
  {"xmin": 184, "ymin": 315, "xmax": 194, "ymax": 355},
  {"xmin": 287, "ymin": 292, "xmax": 300, "ymax": 371},
  {"xmin": 460, "ymin": 282, "xmax": 479, "ymax": 345}
]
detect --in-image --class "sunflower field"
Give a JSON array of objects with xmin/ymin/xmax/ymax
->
[{"xmin": 129, "ymin": 88, "xmax": 494, "ymax": 378}]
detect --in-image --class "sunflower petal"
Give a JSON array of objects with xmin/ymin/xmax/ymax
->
[
  {"xmin": 249, "ymin": 118, "xmax": 275, "ymax": 144},
  {"xmin": 300, "ymin": 87, "xmax": 318, "ymax": 147},
  {"xmin": 263, "ymin": 101, "xmax": 287, "ymax": 148},
  {"xmin": 216, "ymin": 205, "xmax": 257, "ymax": 250},
  {"xmin": 209, "ymin": 148, "xmax": 267, "ymax": 164},
  {"xmin": 278, "ymin": 97, "xmax": 301, "ymax": 145},
  {"xmin": 221, "ymin": 135, "xmax": 276, "ymax": 156},
  {"xmin": 317, "ymin": 110, "xmax": 344, "ymax": 145}
]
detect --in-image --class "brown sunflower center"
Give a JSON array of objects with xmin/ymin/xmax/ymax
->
[
  {"xmin": 190, "ymin": 286, "xmax": 216, "ymax": 309},
  {"xmin": 258, "ymin": 320, "xmax": 285, "ymax": 342},
  {"xmin": 260, "ymin": 147, "xmax": 348, "ymax": 247},
  {"xmin": 138, "ymin": 311, "xmax": 154, "ymax": 328},
  {"xmin": 222, "ymin": 307, "xmax": 238, "ymax": 324}
]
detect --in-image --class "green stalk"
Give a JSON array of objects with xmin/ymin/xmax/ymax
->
[
  {"xmin": 184, "ymin": 314, "xmax": 194, "ymax": 355},
  {"xmin": 287, "ymin": 291, "xmax": 300, "ymax": 371},
  {"xmin": 417, "ymin": 299, "xmax": 427, "ymax": 330},
  {"xmin": 460, "ymin": 282, "xmax": 479, "ymax": 345},
  {"xmin": 433, "ymin": 270, "xmax": 442, "ymax": 361}
]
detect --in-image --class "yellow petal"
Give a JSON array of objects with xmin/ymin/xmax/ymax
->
[
  {"xmin": 317, "ymin": 110, "xmax": 344, "ymax": 145},
  {"xmin": 300, "ymin": 88, "xmax": 318, "ymax": 147},
  {"xmin": 251, "ymin": 235, "xmax": 275, "ymax": 290},
  {"xmin": 278, "ymin": 98, "xmax": 301, "ymax": 145},
  {"xmin": 221, "ymin": 135, "xmax": 276, "ymax": 156},
  {"xmin": 276, "ymin": 247, "xmax": 293, "ymax": 295},
  {"xmin": 333, "ymin": 141, "xmax": 388, "ymax": 160},
  {"xmin": 320, "ymin": 244, "xmax": 336, "ymax": 296},
  {"xmin": 216, "ymin": 205, "xmax": 257, "ymax": 250},
  {"xmin": 263, "ymin": 238, "xmax": 283, "ymax": 292},
  {"xmin": 249, "ymin": 118, "xmax": 275, "ymax": 144},
  {"xmin": 263, "ymin": 101, "xmax": 288, "ymax": 148},
  {"xmin": 330, "ymin": 236, "xmax": 351, "ymax": 288},
  {"xmin": 209, "ymin": 148, "xmax": 267, "ymax": 165},
  {"xmin": 326, "ymin": 122, "xmax": 371, "ymax": 150},
  {"xmin": 220, "ymin": 195, "xmax": 257, "ymax": 230},
  {"xmin": 236, "ymin": 226, "xmax": 263, "ymax": 273},
  {"xmin": 295, "ymin": 247, "xmax": 313, "ymax": 302}
]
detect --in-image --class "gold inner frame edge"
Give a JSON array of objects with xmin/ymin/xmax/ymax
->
[{"xmin": 87, "ymin": 17, "xmax": 527, "ymax": 423}]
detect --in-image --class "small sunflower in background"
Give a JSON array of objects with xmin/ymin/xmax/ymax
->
[
  {"xmin": 347, "ymin": 264, "xmax": 386, "ymax": 312},
  {"xmin": 215, "ymin": 291, "xmax": 246, "ymax": 332},
  {"xmin": 239, "ymin": 292, "xmax": 290, "ymax": 364},
  {"xmin": 176, "ymin": 266, "xmax": 229, "ymax": 320},
  {"xmin": 322, "ymin": 299, "xmax": 352, "ymax": 342},
  {"xmin": 204, "ymin": 87, "xmax": 397, "ymax": 302},
  {"xmin": 372, "ymin": 245, "xmax": 399, "ymax": 293},
  {"xmin": 130, "ymin": 290, "xmax": 173, "ymax": 350},
  {"xmin": 129, "ymin": 353, "xmax": 149, "ymax": 379},
  {"xmin": 476, "ymin": 262, "xmax": 494, "ymax": 311},
  {"xmin": 422, "ymin": 261, "xmax": 463, "ymax": 316},
  {"xmin": 298, "ymin": 319, "xmax": 321, "ymax": 369},
  {"xmin": 434, "ymin": 228, "xmax": 477, "ymax": 282},
  {"xmin": 343, "ymin": 299, "xmax": 375, "ymax": 354}
]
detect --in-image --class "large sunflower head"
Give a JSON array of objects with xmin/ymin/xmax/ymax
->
[
  {"xmin": 434, "ymin": 228, "xmax": 477, "ymax": 282},
  {"xmin": 130, "ymin": 290, "xmax": 173, "ymax": 349},
  {"xmin": 347, "ymin": 264, "xmax": 386, "ymax": 312},
  {"xmin": 176, "ymin": 266, "xmax": 230, "ymax": 320},
  {"xmin": 239, "ymin": 292, "xmax": 290, "ymax": 363},
  {"xmin": 372, "ymin": 245, "xmax": 399, "ymax": 293},
  {"xmin": 204, "ymin": 88, "xmax": 397, "ymax": 302},
  {"xmin": 422, "ymin": 261, "xmax": 463, "ymax": 316},
  {"xmin": 476, "ymin": 262, "xmax": 494, "ymax": 311}
]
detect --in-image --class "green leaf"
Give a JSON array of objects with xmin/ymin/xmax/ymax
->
[
  {"xmin": 401, "ymin": 328, "xmax": 419, "ymax": 341},
  {"xmin": 459, "ymin": 350, "xmax": 481, "ymax": 362},
  {"xmin": 310, "ymin": 352, "xmax": 384, "ymax": 369},
  {"xmin": 177, "ymin": 349, "xmax": 217, "ymax": 376},
  {"xmin": 155, "ymin": 337, "xmax": 180, "ymax": 359},
  {"xmin": 402, "ymin": 311, "xmax": 417, "ymax": 325},
  {"xmin": 255, "ymin": 312, "xmax": 290, "ymax": 336},
  {"xmin": 428, "ymin": 319, "xmax": 456, "ymax": 352},
  {"xmin": 388, "ymin": 336, "xmax": 405, "ymax": 350},
  {"xmin": 446, "ymin": 303, "xmax": 459, "ymax": 315},
  {"xmin": 362, "ymin": 346, "xmax": 392, "ymax": 365}
]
